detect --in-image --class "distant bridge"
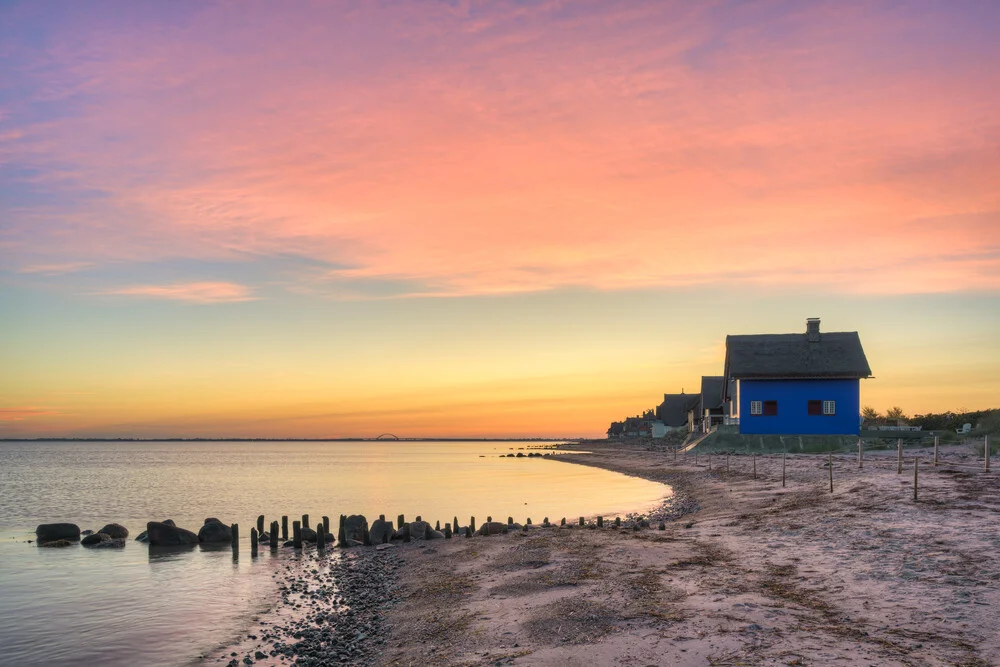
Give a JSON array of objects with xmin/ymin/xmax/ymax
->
[{"xmin": 374, "ymin": 433, "xmax": 400, "ymax": 441}]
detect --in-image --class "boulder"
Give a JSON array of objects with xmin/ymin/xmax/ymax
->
[
  {"xmin": 81, "ymin": 530, "xmax": 94, "ymax": 536},
  {"xmin": 36, "ymin": 523, "xmax": 81, "ymax": 543},
  {"xmin": 392, "ymin": 523, "xmax": 410, "ymax": 541},
  {"xmin": 134, "ymin": 531, "xmax": 149, "ymax": 543},
  {"xmin": 258, "ymin": 531, "xmax": 270, "ymax": 543},
  {"xmin": 98, "ymin": 523, "xmax": 129, "ymax": 539},
  {"xmin": 146, "ymin": 521, "xmax": 198, "ymax": 546},
  {"xmin": 369, "ymin": 518, "xmax": 394, "ymax": 545},
  {"xmin": 477, "ymin": 521, "xmax": 508, "ymax": 536},
  {"xmin": 198, "ymin": 519, "xmax": 233, "ymax": 543},
  {"xmin": 343, "ymin": 515, "xmax": 369, "ymax": 543},
  {"xmin": 301, "ymin": 527, "xmax": 317, "ymax": 543},
  {"xmin": 409, "ymin": 519, "xmax": 430, "ymax": 540},
  {"xmin": 82, "ymin": 532, "xmax": 111, "ymax": 546},
  {"xmin": 162, "ymin": 519, "xmax": 176, "ymax": 527},
  {"xmin": 430, "ymin": 530, "xmax": 445, "ymax": 539}
]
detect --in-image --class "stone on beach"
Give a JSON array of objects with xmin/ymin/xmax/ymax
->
[
  {"xmin": 147, "ymin": 521, "xmax": 199, "ymax": 546},
  {"xmin": 369, "ymin": 517, "xmax": 395, "ymax": 545},
  {"xmin": 408, "ymin": 519, "xmax": 430, "ymax": 540},
  {"xmin": 198, "ymin": 518, "xmax": 233, "ymax": 543},
  {"xmin": 477, "ymin": 521, "xmax": 508, "ymax": 536},
  {"xmin": 35, "ymin": 523, "xmax": 81, "ymax": 543},
  {"xmin": 97, "ymin": 523, "xmax": 129, "ymax": 539},
  {"xmin": 343, "ymin": 515, "xmax": 369, "ymax": 543},
  {"xmin": 300, "ymin": 527, "xmax": 318, "ymax": 543}
]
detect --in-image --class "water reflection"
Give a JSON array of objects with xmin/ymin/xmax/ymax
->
[{"xmin": 147, "ymin": 544, "xmax": 197, "ymax": 562}]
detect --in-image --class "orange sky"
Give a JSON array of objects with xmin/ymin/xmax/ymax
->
[{"xmin": 1, "ymin": 2, "xmax": 998, "ymax": 438}]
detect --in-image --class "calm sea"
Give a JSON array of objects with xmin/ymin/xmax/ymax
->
[{"xmin": 0, "ymin": 440, "xmax": 669, "ymax": 666}]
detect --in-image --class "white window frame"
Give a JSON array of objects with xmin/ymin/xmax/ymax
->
[
  {"xmin": 823, "ymin": 400, "xmax": 836, "ymax": 416},
  {"xmin": 750, "ymin": 400, "xmax": 762, "ymax": 416}
]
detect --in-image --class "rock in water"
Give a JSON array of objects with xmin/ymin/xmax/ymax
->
[
  {"xmin": 38, "ymin": 539, "xmax": 73, "ymax": 548},
  {"xmin": 36, "ymin": 523, "xmax": 81, "ymax": 543},
  {"xmin": 343, "ymin": 515, "xmax": 369, "ymax": 543},
  {"xmin": 146, "ymin": 521, "xmax": 199, "ymax": 546},
  {"xmin": 82, "ymin": 532, "xmax": 111, "ymax": 546},
  {"xmin": 98, "ymin": 523, "xmax": 129, "ymax": 539},
  {"xmin": 134, "ymin": 531, "xmax": 149, "ymax": 542},
  {"xmin": 198, "ymin": 518, "xmax": 233, "ymax": 543},
  {"xmin": 369, "ymin": 518, "xmax": 394, "ymax": 545}
]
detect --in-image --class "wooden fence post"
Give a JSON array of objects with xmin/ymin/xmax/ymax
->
[
  {"xmin": 897, "ymin": 439, "xmax": 903, "ymax": 474},
  {"xmin": 753, "ymin": 454, "xmax": 756, "ymax": 480},
  {"xmin": 301, "ymin": 514, "xmax": 309, "ymax": 530},
  {"xmin": 858, "ymin": 438, "xmax": 863, "ymax": 469},
  {"xmin": 986, "ymin": 436, "xmax": 991, "ymax": 472},
  {"xmin": 270, "ymin": 521, "xmax": 279, "ymax": 551},
  {"xmin": 782, "ymin": 452, "xmax": 786, "ymax": 488},
  {"xmin": 250, "ymin": 527, "xmax": 258, "ymax": 557},
  {"xmin": 933, "ymin": 436, "xmax": 939, "ymax": 467},
  {"xmin": 281, "ymin": 516, "xmax": 288, "ymax": 541},
  {"xmin": 913, "ymin": 457, "xmax": 919, "ymax": 501},
  {"xmin": 293, "ymin": 521, "xmax": 302, "ymax": 549},
  {"xmin": 231, "ymin": 523, "xmax": 239, "ymax": 554},
  {"xmin": 322, "ymin": 516, "xmax": 330, "ymax": 534},
  {"xmin": 828, "ymin": 452, "xmax": 833, "ymax": 493},
  {"xmin": 317, "ymin": 524, "xmax": 326, "ymax": 550}
]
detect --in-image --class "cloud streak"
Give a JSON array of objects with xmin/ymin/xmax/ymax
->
[{"xmin": 101, "ymin": 281, "xmax": 256, "ymax": 304}]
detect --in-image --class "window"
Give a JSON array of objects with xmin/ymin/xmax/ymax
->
[
  {"xmin": 763, "ymin": 400, "xmax": 778, "ymax": 416},
  {"xmin": 750, "ymin": 400, "xmax": 762, "ymax": 416},
  {"xmin": 809, "ymin": 400, "xmax": 836, "ymax": 416},
  {"xmin": 808, "ymin": 400, "xmax": 823, "ymax": 416},
  {"xmin": 823, "ymin": 400, "xmax": 836, "ymax": 416}
]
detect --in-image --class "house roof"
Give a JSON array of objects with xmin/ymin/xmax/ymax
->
[
  {"xmin": 724, "ymin": 331, "xmax": 872, "ymax": 381},
  {"xmin": 700, "ymin": 376, "xmax": 725, "ymax": 412},
  {"xmin": 657, "ymin": 393, "xmax": 702, "ymax": 427}
]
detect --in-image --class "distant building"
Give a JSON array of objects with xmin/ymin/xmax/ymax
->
[
  {"xmin": 723, "ymin": 318, "xmax": 872, "ymax": 435},
  {"xmin": 699, "ymin": 376, "xmax": 726, "ymax": 432},
  {"xmin": 655, "ymin": 392, "xmax": 702, "ymax": 435}
]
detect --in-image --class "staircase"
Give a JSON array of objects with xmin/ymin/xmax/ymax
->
[{"xmin": 679, "ymin": 428, "xmax": 716, "ymax": 453}]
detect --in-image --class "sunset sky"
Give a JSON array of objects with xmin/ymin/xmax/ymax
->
[{"xmin": 2, "ymin": 1, "xmax": 998, "ymax": 438}]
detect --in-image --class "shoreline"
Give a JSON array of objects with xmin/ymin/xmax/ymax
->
[{"xmin": 211, "ymin": 438, "xmax": 1000, "ymax": 665}]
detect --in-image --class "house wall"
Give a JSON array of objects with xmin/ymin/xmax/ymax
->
[{"xmin": 738, "ymin": 378, "xmax": 861, "ymax": 435}]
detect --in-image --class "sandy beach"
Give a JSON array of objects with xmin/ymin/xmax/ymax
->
[
  {"xmin": 374, "ymin": 439, "xmax": 999, "ymax": 666},
  {"xmin": 212, "ymin": 438, "xmax": 999, "ymax": 666}
]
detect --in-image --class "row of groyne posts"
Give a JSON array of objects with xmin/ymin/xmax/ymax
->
[
  {"xmin": 230, "ymin": 512, "xmax": 633, "ymax": 557},
  {"xmin": 673, "ymin": 435, "xmax": 992, "ymax": 501}
]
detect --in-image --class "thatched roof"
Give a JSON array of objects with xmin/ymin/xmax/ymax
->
[
  {"xmin": 724, "ymin": 329, "xmax": 872, "ymax": 380},
  {"xmin": 657, "ymin": 393, "xmax": 701, "ymax": 427},
  {"xmin": 700, "ymin": 376, "xmax": 725, "ymax": 412}
]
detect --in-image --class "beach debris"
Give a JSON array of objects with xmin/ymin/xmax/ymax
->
[{"xmin": 35, "ymin": 523, "xmax": 81, "ymax": 543}]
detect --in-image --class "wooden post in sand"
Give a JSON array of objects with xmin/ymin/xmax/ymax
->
[
  {"xmin": 338, "ymin": 515, "xmax": 347, "ymax": 547},
  {"xmin": 270, "ymin": 521, "xmax": 279, "ymax": 551},
  {"xmin": 231, "ymin": 523, "xmax": 239, "ymax": 553},
  {"xmin": 708, "ymin": 453, "xmax": 711, "ymax": 470},
  {"xmin": 470, "ymin": 517, "xmax": 476, "ymax": 534},
  {"xmin": 561, "ymin": 517, "xmax": 566, "ymax": 526},
  {"xmin": 986, "ymin": 436, "xmax": 991, "ymax": 472},
  {"xmin": 726, "ymin": 453, "xmax": 730, "ymax": 473},
  {"xmin": 753, "ymin": 454, "xmax": 756, "ymax": 480},
  {"xmin": 398, "ymin": 514, "xmax": 405, "ymax": 529},
  {"xmin": 579, "ymin": 516, "xmax": 585, "ymax": 526},
  {"xmin": 828, "ymin": 452, "xmax": 833, "ymax": 493},
  {"xmin": 897, "ymin": 439, "xmax": 903, "ymax": 474},
  {"xmin": 281, "ymin": 516, "xmax": 288, "ymax": 541},
  {"xmin": 597, "ymin": 516, "xmax": 604, "ymax": 528},
  {"xmin": 257, "ymin": 515, "xmax": 264, "ymax": 536},
  {"xmin": 322, "ymin": 516, "xmax": 330, "ymax": 534},
  {"xmin": 914, "ymin": 457, "xmax": 919, "ymax": 501},
  {"xmin": 317, "ymin": 524, "xmax": 326, "ymax": 551},
  {"xmin": 782, "ymin": 452, "xmax": 786, "ymax": 488},
  {"xmin": 250, "ymin": 527, "xmax": 258, "ymax": 557},
  {"xmin": 933, "ymin": 436, "xmax": 939, "ymax": 467},
  {"xmin": 858, "ymin": 439, "xmax": 863, "ymax": 469},
  {"xmin": 444, "ymin": 523, "xmax": 452, "ymax": 539},
  {"xmin": 301, "ymin": 514, "xmax": 310, "ymax": 530},
  {"xmin": 292, "ymin": 521, "xmax": 302, "ymax": 549}
]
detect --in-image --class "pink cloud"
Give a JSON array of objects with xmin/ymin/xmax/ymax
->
[
  {"xmin": 0, "ymin": 407, "xmax": 58, "ymax": 421},
  {"xmin": 2, "ymin": 2, "xmax": 998, "ymax": 297},
  {"xmin": 101, "ymin": 281, "xmax": 256, "ymax": 304}
]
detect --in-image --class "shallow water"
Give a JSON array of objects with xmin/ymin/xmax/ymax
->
[{"xmin": 0, "ymin": 440, "xmax": 669, "ymax": 666}]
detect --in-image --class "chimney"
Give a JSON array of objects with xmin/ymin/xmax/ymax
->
[{"xmin": 806, "ymin": 317, "xmax": 821, "ymax": 342}]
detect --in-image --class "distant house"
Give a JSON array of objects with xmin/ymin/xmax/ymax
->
[
  {"xmin": 655, "ymin": 392, "xmax": 702, "ymax": 435},
  {"xmin": 607, "ymin": 422, "xmax": 624, "ymax": 439},
  {"xmin": 723, "ymin": 318, "xmax": 872, "ymax": 436},
  {"xmin": 699, "ymin": 376, "xmax": 726, "ymax": 432}
]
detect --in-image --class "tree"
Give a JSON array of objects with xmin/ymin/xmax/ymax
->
[
  {"xmin": 861, "ymin": 405, "xmax": 880, "ymax": 421},
  {"xmin": 885, "ymin": 406, "xmax": 908, "ymax": 422}
]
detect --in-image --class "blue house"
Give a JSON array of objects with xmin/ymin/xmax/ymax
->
[{"xmin": 723, "ymin": 318, "xmax": 872, "ymax": 435}]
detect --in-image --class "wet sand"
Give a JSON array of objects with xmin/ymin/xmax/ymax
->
[{"xmin": 376, "ymin": 439, "xmax": 1000, "ymax": 666}]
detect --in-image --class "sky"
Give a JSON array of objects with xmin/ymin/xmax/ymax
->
[{"xmin": 1, "ymin": 1, "xmax": 998, "ymax": 439}]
